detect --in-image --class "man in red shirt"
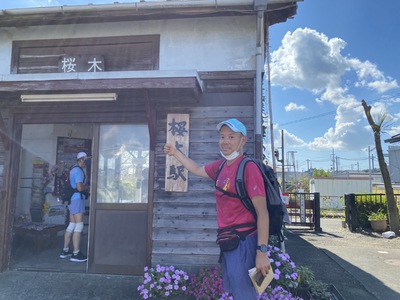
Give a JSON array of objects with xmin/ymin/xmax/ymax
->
[{"xmin": 164, "ymin": 118, "xmax": 270, "ymax": 299}]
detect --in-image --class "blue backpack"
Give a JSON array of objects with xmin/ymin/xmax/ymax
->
[{"xmin": 215, "ymin": 157, "xmax": 285, "ymax": 240}]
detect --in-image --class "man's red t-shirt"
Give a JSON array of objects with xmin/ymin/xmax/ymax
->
[{"xmin": 205, "ymin": 156, "xmax": 266, "ymax": 230}]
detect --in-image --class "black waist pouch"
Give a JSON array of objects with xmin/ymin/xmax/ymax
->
[
  {"xmin": 216, "ymin": 223, "xmax": 256, "ymax": 252},
  {"xmin": 216, "ymin": 231, "xmax": 241, "ymax": 252}
]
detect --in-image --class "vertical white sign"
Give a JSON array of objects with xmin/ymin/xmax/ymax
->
[{"xmin": 165, "ymin": 114, "xmax": 189, "ymax": 192}]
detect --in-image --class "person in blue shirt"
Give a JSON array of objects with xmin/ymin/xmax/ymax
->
[{"xmin": 59, "ymin": 152, "xmax": 90, "ymax": 262}]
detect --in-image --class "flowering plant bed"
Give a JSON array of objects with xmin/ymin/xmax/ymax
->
[
  {"xmin": 267, "ymin": 245, "xmax": 298, "ymax": 290},
  {"xmin": 137, "ymin": 265, "xmax": 189, "ymax": 299},
  {"xmin": 136, "ymin": 247, "xmax": 335, "ymax": 299},
  {"xmin": 187, "ymin": 265, "xmax": 232, "ymax": 300}
]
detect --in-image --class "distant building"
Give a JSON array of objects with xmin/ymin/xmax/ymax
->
[
  {"xmin": 385, "ymin": 134, "xmax": 400, "ymax": 183},
  {"xmin": 310, "ymin": 177, "xmax": 371, "ymax": 209}
]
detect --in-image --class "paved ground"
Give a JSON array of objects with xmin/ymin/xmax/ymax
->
[
  {"xmin": 0, "ymin": 218, "xmax": 399, "ymax": 299},
  {"xmin": 285, "ymin": 218, "xmax": 400, "ymax": 300},
  {"xmin": 0, "ymin": 271, "xmax": 138, "ymax": 300}
]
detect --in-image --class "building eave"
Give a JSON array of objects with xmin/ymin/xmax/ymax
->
[
  {"xmin": 0, "ymin": 70, "xmax": 203, "ymax": 102},
  {"xmin": 385, "ymin": 133, "xmax": 400, "ymax": 144},
  {"xmin": 0, "ymin": 0, "xmax": 299, "ymax": 28}
]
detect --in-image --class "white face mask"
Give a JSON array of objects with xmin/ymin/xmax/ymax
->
[
  {"xmin": 220, "ymin": 138, "xmax": 243, "ymax": 161},
  {"xmin": 220, "ymin": 150, "xmax": 240, "ymax": 161}
]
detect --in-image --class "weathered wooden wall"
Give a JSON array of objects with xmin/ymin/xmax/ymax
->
[
  {"xmin": 0, "ymin": 108, "xmax": 6, "ymax": 189},
  {"xmin": 152, "ymin": 94, "xmax": 255, "ymax": 272},
  {"xmin": 0, "ymin": 105, "xmax": 10, "ymax": 272}
]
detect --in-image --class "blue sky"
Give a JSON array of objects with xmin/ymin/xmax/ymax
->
[
  {"xmin": 2, "ymin": 0, "xmax": 400, "ymax": 172},
  {"xmin": 267, "ymin": 0, "xmax": 400, "ymax": 172}
]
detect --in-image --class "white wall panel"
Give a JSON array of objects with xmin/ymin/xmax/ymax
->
[{"xmin": 0, "ymin": 15, "xmax": 256, "ymax": 74}]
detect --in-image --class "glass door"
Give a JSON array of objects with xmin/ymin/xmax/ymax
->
[{"xmin": 88, "ymin": 124, "xmax": 150, "ymax": 274}]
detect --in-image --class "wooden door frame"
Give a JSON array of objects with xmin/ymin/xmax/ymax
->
[
  {"xmin": 0, "ymin": 100, "xmax": 155, "ymax": 273},
  {"xmin": 0, "ymin": 115, "xmax": 22, "ymax": 272},
  {"xmin": 88, "ymin": 124, "xmax": 151, "ymax": 274}
]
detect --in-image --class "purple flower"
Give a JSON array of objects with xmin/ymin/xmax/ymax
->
[{"xmin": 137, "ymin": 265, "xmax": 190, "ymax": 299}]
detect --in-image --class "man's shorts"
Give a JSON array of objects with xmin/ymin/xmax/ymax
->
[{"xmin": 68, "ymin": 194, "xmax": 86, "ymax": 215}]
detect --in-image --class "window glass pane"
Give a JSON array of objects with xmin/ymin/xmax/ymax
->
[{"xmin": 97, "ymin": 124, "xmax": 149, "ymax": 203}]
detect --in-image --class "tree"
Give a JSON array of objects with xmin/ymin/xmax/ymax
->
[
  {"xmin": 297, "ymin": 174, "xmax": 311, "ymax": 193},
  {"xmin": 312, "ymin": 169, "xmax": 331, "ymax": 178},
  {"xmin": 362, "ymin": 99, "xmax": 400, "ymax": 234}
]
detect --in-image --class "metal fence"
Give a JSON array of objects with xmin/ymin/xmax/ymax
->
[
  {"xmin": 344, "ymin": 193, "xmax": 400, "ymax": 232},
  {"xmin": 285, "ymin": 192, "xmax": 321, "ymax": 232}
]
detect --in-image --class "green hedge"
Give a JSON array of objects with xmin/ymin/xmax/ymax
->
[{"xmin": 355, "ymin": 194, "xmax": 387, "ymax": 229}]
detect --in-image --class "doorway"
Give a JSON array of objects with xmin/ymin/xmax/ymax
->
[
  {"xmin": 11, "ymin": 123, "xmax": 150, "ymax": 275},
  {"xmin": 11, "ymin": 124, "xmax": 93, "ymax": 272}
]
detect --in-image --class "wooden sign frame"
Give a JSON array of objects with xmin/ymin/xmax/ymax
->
[{"xmin": 165, "ymin": 114, "xmax": 189, "ymax": 192}]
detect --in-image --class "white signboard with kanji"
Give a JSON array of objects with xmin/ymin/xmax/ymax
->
[{"xmin": 58, "ymin": 55, "xmax": 104, "ymax": 73}]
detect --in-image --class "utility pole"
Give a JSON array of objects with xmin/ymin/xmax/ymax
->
[
  {"xmin": 274, "ymin": 130, "xmax": 285, "ymax": 191},
  {"xmin": 368, "ymin": 146, "xmax": 375, "ymax": 193},
  {"xmin": 266, "ymin": 25, "xmax": 276, "ymax": 172},
  {"xmin": 287, "ymin": 151, "xmax": 297, "ymax": 186},
  {"xmin": 307, "ymin": 159, "xmax": 312, "ymax": 172},
  {"xmin": 371, "ymin": 154, "xmax": 375, "ymax": 169},
  {"xmin": 336, "ymin": 156, "xmax": 340, "ymax": 173}
]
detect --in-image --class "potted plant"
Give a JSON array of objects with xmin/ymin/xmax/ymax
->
[
  {"xmin": 368, "ymin": 209, "xmax": 388, "ymax": 232},
  {"xmin": 294, "ymin": 265, "xmax": 314, "ymax": 298},
  {"xmin": 309, "ymin": 279, "xmax": 332, "ymax": 300}
]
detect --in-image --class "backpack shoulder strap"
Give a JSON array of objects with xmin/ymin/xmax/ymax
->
[
  {"xmin": 69, "ymin": 165, "xmax": 85, "ymax": 180},
  {"xmin": 236, "ymin": 157, "xmax": 257, "ymax": 218},
  {"xmin": 215, "ymin": 157, "xmax": 253, "ymax": 197},
  {"xmin": 215, "ymin": 160, "xmax": 239, "ymax": 198},
  {"xmin": 69, "ymin": 165, "xmax": 84, "ymax": 172},
  {"xmin": 214, "ymin": 157, "xmax": 259, "ymax": 219},
  {"xmin": 235, "ymin": 157, "xmax": 252, "ymax": 198},
  {"xmin": 215, "ymin": 160, "xmax": 226, "ymax": 180},
  {"xmin": 68, "ymin": 165, "xmax": 86, "ymax": 193}
]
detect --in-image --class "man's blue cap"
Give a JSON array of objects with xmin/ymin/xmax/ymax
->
[{"xmin": 216, "ymin": 118, "xmax": 247, "ymax": 136}]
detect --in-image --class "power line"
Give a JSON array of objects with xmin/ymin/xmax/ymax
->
[
  {"xmin": 280, "ymin": 111, "xmax": 335, "ymax": 126},
  {"xmin": 278, "ymin": 93, "xmax": 400, "ymax": 127},
  {"xmin": 337, "ymin": 156, "xmax": 369, "ymax": 161}
]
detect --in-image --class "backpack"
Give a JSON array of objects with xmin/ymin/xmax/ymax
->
[
  {"xmin": 215, "ymin": 157, "xmax": 285, "ymax": 241},
  {"xmin": 56, "ymin": 165, "xmax": 83, "ymax": 205}
]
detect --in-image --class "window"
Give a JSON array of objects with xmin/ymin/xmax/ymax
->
[{"xmin": 97, "ymin": 124, "xmax": 149, "ymax": 203}]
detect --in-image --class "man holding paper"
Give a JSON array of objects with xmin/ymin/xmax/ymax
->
[{"xmin": 164, "ymin": 118, "xmax": 271, "ymax": 299}]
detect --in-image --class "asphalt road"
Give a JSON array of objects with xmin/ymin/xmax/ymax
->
[{"xmin": 285, "ymin": 218, "xmax": 400, "ymax": 300}]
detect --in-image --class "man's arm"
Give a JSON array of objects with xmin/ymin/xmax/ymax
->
[
  {"xmin": 252, "ymin": 195, "xmax": 271, "ymax": 277},
  {"xmin": 76, "ymin": 182, "xmax": 89, "ymax": 192},
  {"xmin": 164, "ymin": 143, "xmax": 209, "ymax": 178},
  {"xmin": 74, "ymin": 168, "xmax": 89, "ymax": 192}
]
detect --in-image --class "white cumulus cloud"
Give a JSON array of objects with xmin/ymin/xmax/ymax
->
[
  {"xmin": 285, "ymin": 102, "xmax": 306, "ymax": 112},
  {"xmin": 270, "ymin": 27, "xmax": 400, "ymax": 152}
]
